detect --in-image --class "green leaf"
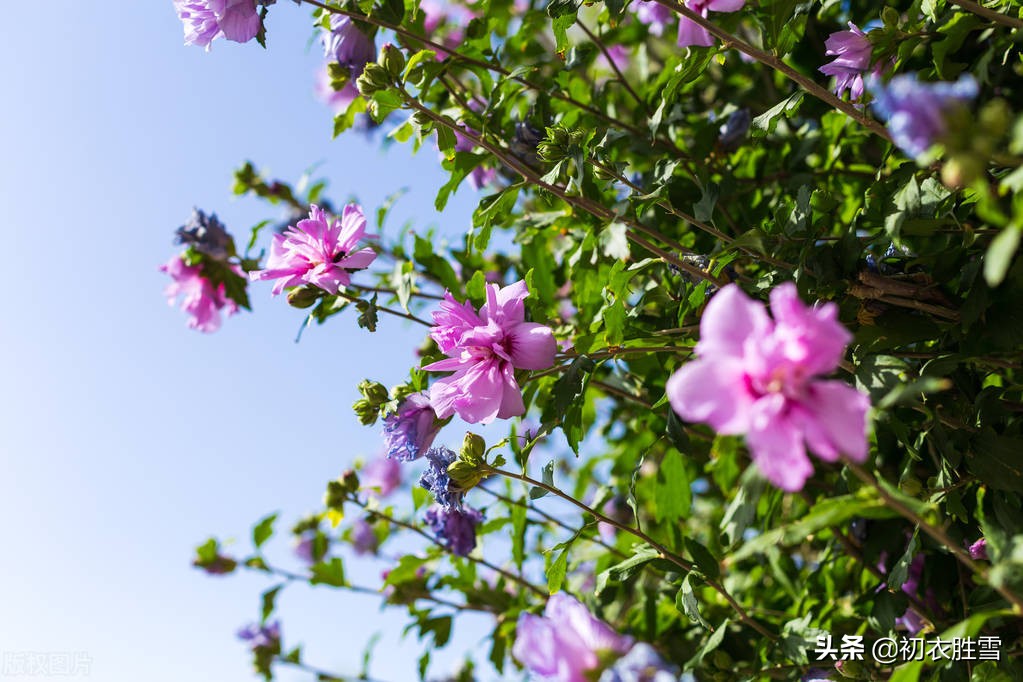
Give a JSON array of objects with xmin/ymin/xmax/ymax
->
[
  {"xmin": 967, "ymin": 430, "xmax": 1023, "ymax": 495},
  {"xmin": 261, "ymin": 584, "xmax": 283, "ymax": 623},
  {"xmin": 684, "ymin": 538, "xmax": 720, "ymax": 580},
  {"xmin": 730, "ymin": 492, "xmax": 899, "ymax": 562},
  {"xmin": 547, "ymin": 542, "xmax": 570, "ymax": 594},
  {"xmin": 751, "ymin": 92, "xmax": 803, "ymax": 137},
  {"xmin": 253, "ymin": 513, "xmax": 278, "ymax": 549},
  {"xmin": 984, "ymin": 226, "xmax": 1021, "ymax": 287},
  {"xmin": 676, "ymin": 574, "xmax": 710, "ymax": 629},
  {"xmin": 309, "ymin": 557, "xmax": 347, "ymax": 588},
  {"xmin": 530, "ymin": 460, "xmax": 556, "ymax": 500},
  {"xmin": 653, "ymin": 450, "xmax": 691, "ymax": 524}
]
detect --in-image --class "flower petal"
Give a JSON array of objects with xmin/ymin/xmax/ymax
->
[
  {"xmin": 800, "ymin": 380, "xmax": 871, "ymax": 462},
  {"xmin": 695, "ymin": 284, "xmax": 772, "ymax": 360},
  {"xmin": 746, "ymin": 394, "xmax": 814, "ymax": 492},
  {"xmin": 677, "ymin": 16, "xmax": 715, "ymax": 48},
  {"xmin": 507, "ymin": 322, "xmax": 557, "ymax": 370},
  {"xmin": 666, "ymin": 356, "xmax": 755, "ymax": 434}
]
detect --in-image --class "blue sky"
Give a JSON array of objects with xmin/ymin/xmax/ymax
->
[{"xmin": 0, "ymin": 3, "xmax": 509, "ymax": 680}]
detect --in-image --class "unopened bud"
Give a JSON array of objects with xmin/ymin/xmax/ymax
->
[
  {"xmin": 287, "ymin": 286, "xmax": 319, "ymax": 309},
  {"xmin": 380, "ymin": 43, "xmax": 406, "ymax": 79},
  {"xmin": 356, "ymin": 63, "xmax": 391, "ymax": 96},
  {"xmin": 460, "ymin": 432, "xmax": 486, "ymax": 466}
]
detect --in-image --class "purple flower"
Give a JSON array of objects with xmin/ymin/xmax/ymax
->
[
  {"xmin": 424, "ymin": 504, "xmax": 483, "ymax": 557},
  {"xmin": 818, "ymin": 23, "xmax": 876, "ymax": 100},
  {"xmin": 425, "ymin": 281, "xmax": 557, "ymax": 424},
  {"xmin": 173, "ymin": 0, "xmax": 262, "ymax": 49},
  {"xmin": 419, "ymin": 447, "xmax": 462, "ymax": 510},
  {"xmin": 597, "ymin": 496, "xmax": 633, "ymax": 542},
  {"xmin": 362, "ymin": 456, "xmax": 402, "ymax": 497},
  {"xmin": 868, "ymin": 74, "xmax": 978, "ymax": 157},
  {"xmin": 969, "ymin": 537, "xmax": 988, "ymax": 561},
  {"xmin": 634, "ymin": 1, "xmax": 673, "ymax": 36},
  {"xmin": 666, "ymin": 283, "xmax": 870, "ymax": 492},
  {"xmin": 451, "ymin": 129, "xmax": 498, "ymax": 191},
  {"xmin": 383, "ymin": 393, "xmax": 441, "ymax": 461},
  {"xmin": 351, "ymin": 519, "xmax": 379, "ymax": 555},
  {"xmin": 237, "ymin": 621, "xmax": 281, "ymax": 652},
  {"xmin": 419, "ymin": 0, "xmax": 478, "ymax": 59},
  {"xmin": 249, "ymin": 204, "xmax": 376, "ymax": 296},
  {"xmin": 322, "ymin": 15, "xmax": 375, "ymax": 77},
  {"xmin": 513, "ymin": 593, "xmax": 634, "ymax": 682},
  {"xmin": 598, "ymin": 643, "xmax": 679, "ymax": 682},
  {"xmin": 160, "ymin": 255, "xmax": 240, "ymax": 333},
  {"xmin": 597, "ymin": 45, "xmax": 631, "ymax": 74},
  {"xmin": 676, "ymin": 0, "xmax": 746, "ymax": 49},
  {"xmin": 315, "ymin": 63, "xmax": 361, "ymax": 114}
]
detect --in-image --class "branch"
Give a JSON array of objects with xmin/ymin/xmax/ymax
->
[{"xmin": 653, "ymin": 0, "xmax": 893, "ymax": 142}]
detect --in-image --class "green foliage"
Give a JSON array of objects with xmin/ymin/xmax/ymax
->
[{"xmin": 187, "ymin": 0, "xmax": 1023, "ymax": 680}]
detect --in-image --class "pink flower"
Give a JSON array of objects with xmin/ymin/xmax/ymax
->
[
  {"xmin": 666, "ymin": 283, "xmax": 870, "ymax": 492},
  {"xmin": 634, "ymin": 1, "xmax": 673, "ymax": 36},
  {"xmin": 512, "ymin": 593, "xmax": 633, "ymax": 682},
  {"xmin": 249, "ymin": 204, "xmax": 376, "ymax": 296},
  {"xmin": 676, "ymin": 0, "xmax": 745, "ymax": 49},
  {"xmin": 160, "ymin": 255, "xmax": 239, "ymax": 333},
  {"xmin": 425, "ymin": 281, "xmax": 556, "ymax": 424},
  {"xmin": 362, "ymin": 456, "xmax": 402, "ymax": 497},
  {"xmin": 818, "ymin": 22, "xmax": 877, "ymax": 101}
]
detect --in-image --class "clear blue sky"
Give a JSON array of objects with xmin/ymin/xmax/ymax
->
[{"xmin": 0, "ymin": 3, "xmax": 507, "ymax": 680}]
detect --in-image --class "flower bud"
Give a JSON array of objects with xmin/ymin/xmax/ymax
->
[
  {"xmin": 286, "ymin": 286, "xmax": 320, "ymax": 309},
  {"xmin": 460, "ymin": 432, "xmax": 486, "ymax": 466},
  {"xmin": 358, "ymin": 379, "xmax": 390, "ymax": 405},
  {"xmin": 380, "ymin": 43, "xmax": 406, "ymax": 79},
  {"xmin": 356, "ymin": 63, "xmax": 391, "ymax": 96}
]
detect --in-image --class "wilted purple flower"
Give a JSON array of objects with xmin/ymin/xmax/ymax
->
[
  {"xmin": 868, "ymin": 74, "xmax": 978, "ymax": 157},
  {"xmin": 383, "ymin": 393, "xmax": 441, "ymax": 461},
  {"xmin": 160, "ymin": 255, "xmax": 240, "ymax": 333},
  {"xmin": 249, "ymin": 204, "xmax": 376, "ymax": 295},
  {"xmin": 634, "ymin": 1, "xmax": 673, "ymax": 36},
  {"xmin": 424, "ymin": 504, "xmax": 483, "ymax": 556},
  {"xmin": 425, "ymin": 281, "xmax": 557, "ymax": 424},
  {"xmin": 362, "ymin": 456, "xmax": 402, "ymax": 497},
  {"xmin": 598, "ymin": 643, "xmax": 679, "ymax": 682},
  {"xmin": 175, "ymin": 208, "xmax": 233, "ymax": 260},
  {"xmin": 419, "ymin": 447, "xmax": 462, "ymax": 510},
  {"xmin": 676, "ymin": 0, "xmax": 746, "ymax": 49},
  {"xmin": 237, "ymin": 621, "xmax": 282, "ymax": 652},
  {"xmin": 173, "ymin": 0, "xmax": 262, "ymax": 49},
  {"xmin": 667, "ymin": 283, "xmax": 870, "ymax": 492},
  {"xmin": 818, "ymin": 23, "xmax": 878, "ymax": 101},
  {"xmin": 969, "ymin": 537, "xmax": 988, "ymax": 561},
  {"xmin": 513, "ymin": 593, "xmax": 634, "ymax": 682},
  {"xmin": 351, "ymin": 519, "xmax": 379, "ymax": 555},
  {"xmin": 322, "ymin": 15, "xmax": 375, "ymax": 76},
  {"xmin": 718, "ymin": 108, "xmax": 751, "ymax": 149}
]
